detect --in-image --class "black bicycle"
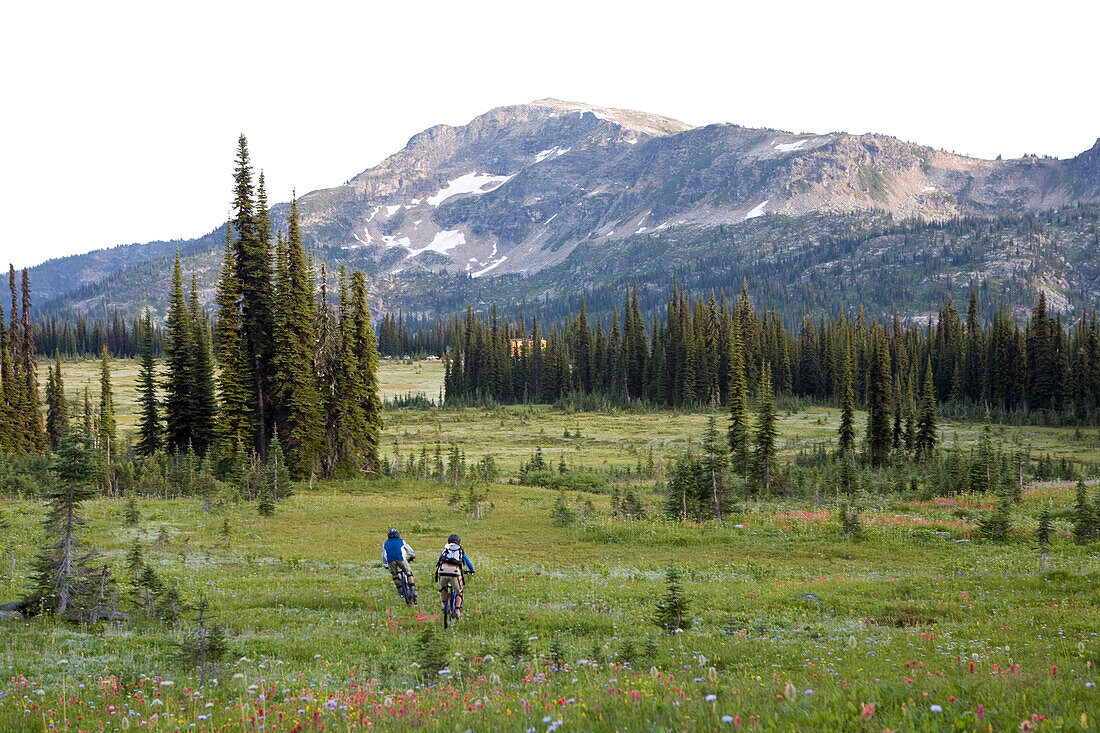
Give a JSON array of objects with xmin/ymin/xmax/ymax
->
[
  {"xmin": 394, "ymin": 568, "xmax": 418, "ymax": 606},
  {"xmin": 441, "ymin": 586, "xmax": 460, "ymax": 628}
]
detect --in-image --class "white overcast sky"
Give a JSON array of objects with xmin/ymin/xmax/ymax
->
[{"xmin": 1, "ymin": 0, "xmax": 1097, "ymax": 268}]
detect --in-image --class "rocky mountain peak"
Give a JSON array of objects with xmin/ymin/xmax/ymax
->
[
  {"xmin": 27, "ymin": 100, "xmax": 1100, "ymax": 324},
  {"xmin": 523, "ymin": 98, "xmax": 694, "ymax": 136}
]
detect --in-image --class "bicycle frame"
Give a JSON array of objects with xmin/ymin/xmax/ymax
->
[{"xmin": 442, "ymin": 587, "xmax": 462, "ymax": 628}]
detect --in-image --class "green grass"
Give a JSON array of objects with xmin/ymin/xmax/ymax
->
[
  {"xmin": 3, "ymin": 479, "xmax": 1100, "ymax": 731},
  {"xmin": 5, "ymin": 358, "xmax": 1100, "ymax": 730},
  {"xmin": 47, "ymin": 357, "xmax": 1100, "ymax": 471}
]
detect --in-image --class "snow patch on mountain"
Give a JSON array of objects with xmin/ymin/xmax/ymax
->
[
  {"xmin": 567, "ymin": 106, "xmax": 610, "ymax": 122},
  {"xmin": 745, "ymin": 200, "xmax": 769, "ymax": 220},
  {"xmin": 774, "ymin": 139, "xmax": 808, "ymax": 152},
  {"xmin": 535, "ymin": 146, "xmax": 571, "ymax": 163},
  {"xmin": 406, "ymin": 230, "xmax": 466, "ymax": 258},
  {"xmin": 381, "ymin": 235, "xmax": 411, "ymax": 248},
  {"xmin": 472, "ymin": 256, "xmax": 507, "ymax": 278},
  {"xmin": 427, "ymin": 172, "xmax": 514, "ymax": 206}
]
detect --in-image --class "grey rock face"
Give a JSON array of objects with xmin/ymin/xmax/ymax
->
[
  {"xmin": 294, "ymin": 99, "xmax": 1100, "ymax": 281},
  {"xmin": 26, "ymin": 100, "xmax": 1100, "ymax": 322}
]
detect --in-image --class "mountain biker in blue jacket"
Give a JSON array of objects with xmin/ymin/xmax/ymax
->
[
  {"xmin": 382, "ymin": 529, "xmax": 416, "ymax": 598},
  {"xmin": 435, "ymin": 533, "xmax": 474, "ymax": 617}
]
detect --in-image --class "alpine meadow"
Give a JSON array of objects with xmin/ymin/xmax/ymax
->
[{"xmin": 7, "ymin": 99, "xmax": 1100, "ymax": 733}]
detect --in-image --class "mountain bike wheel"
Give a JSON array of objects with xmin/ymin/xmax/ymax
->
[{"xmin": 442, "ymin": 588, "xmax": 451, "ymax": 629}]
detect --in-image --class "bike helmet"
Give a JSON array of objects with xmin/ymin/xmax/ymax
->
[
  {"xmin": 447, "ymin": 533, "xmax": 461, "ymax": 544},
  {"xmin": 388, "ymin": 528, "xmax": 400, "ymax": 539}
]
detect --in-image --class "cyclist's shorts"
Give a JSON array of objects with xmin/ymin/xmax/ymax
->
[
  {"xmin": 438, "ymin": 574, "xmax": 462, "ymax": 593},
  {"xmin": 437, "ymin": 562, "xmax": 463, "ymax": 592}
]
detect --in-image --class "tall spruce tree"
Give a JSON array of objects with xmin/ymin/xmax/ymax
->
[
  {"xmin": 751, "ymin": 364, "xmax": 778, "ymax": 495},
  {"xmin": 232, "ymin": 137, "xmax": 276, "ymax": 458},
  {"xmin": 164, "ymin": 253, "xmax": 193, "ymax": 453},
  {"xmin": 45, "ymin": 349, "xmax": 68, "ymax": 450},
  {"xmin": 20, "ymin": 268, "xmax": 46, "ymax": 451},
  {"xmin": 916, "ymin": 357, "xmax": 938, "ymax": 462},
  {"xmin": 728, "ymin": 314, "xmax": 751, "ymax": 478},
  {"xmin": 327, "ymin": 267, "xmax": 371, "ymax": 474},
  {"xmin": 315, "ymin": 264, "xmax": 341, "ymax": 476},
  {"xmin": 97, "ymin": 346, "xmax": 116, "ymax": 463},
  {"xmin": 188, "ymin": 275, "xmax": 218, "ymax": 455},
  {"xmin": 6, "ymin": 266, "xmax": 22, "ymax": 450},
  {"xmin": 214, "ymin": 226, "xmax": 253, "ymax": 463},
  {"xmin": 838, "ymin": 342, "xmax": 856, "ymax": 454},
  {"xmin": 891, "ymin": 377, "xmax": 903, "ymax": 450},
  {"xmin": 351, "ymin": 271, "xmax": 383, "ymax": 473},
  {"xmin": 136, "ymin": 311, "xmax": 162, "ymax": 457},
  {"xmin": 0, "ymin": 290, "xmax": 13, "ymax": 451},
  {"xmin": 865, "ymin": 328, "xmax": 892, "ymax": 467},
  {"xmin": 82, "ymin": 387, "xmax": 93, "ymax": 436},
  {"xmin": 903, "ymin": 370, "xmax": 917, "ymax": 456},
  {"xmin": 272, "ymin": 194, "xmax": 325, "ymax": 476}
]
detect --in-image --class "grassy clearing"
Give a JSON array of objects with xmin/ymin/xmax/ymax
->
[
  {"xmin": 4, "ymin": 359, "xmax": 1100, "ymax": 730},
  {"xmin": 43, "ymin": 357, "xmax": 1100, "ymax": 469},
  {"xmin": 3, "ymin": 480, "xmax": 1100, "ymax": 731}
]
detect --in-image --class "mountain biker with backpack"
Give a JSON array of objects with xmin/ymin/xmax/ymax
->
[
  {"xmin": 435, "ymin": 533, "xmax": 474, "ymax": 617},
  {"xmin": 382, "ymin": 528, "xmax": 416, "ymax": 600}
]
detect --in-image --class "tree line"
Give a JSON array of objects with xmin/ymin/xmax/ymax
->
[
  {"xmin": 443, "ymin": 283, "xmax": 1100, "ymax": 423},
  {"xmin": 34, "ymin": 311, "xmax": 166, "ymax": 358}
]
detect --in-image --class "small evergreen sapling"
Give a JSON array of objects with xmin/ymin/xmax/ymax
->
[
  {"xmin": 979, "ymin": 499, "xmax": 1012, "ymax": 541},
  {"xmin": 417, "ymin": 626, "xmax": 450, "ymax": 676},
  {"xmin": 1073, "ymin": 480, "xmax": 1095, "ymax": 544},
  {"xmin": 526, "ymin": 446, "xmax": 548, "ymax": 473},
  {"xmin": 653, "ymin": 567, "xmax": 691, "ymax": 634},
  {"xmin": 133, "ymin": 562, "xmax": 185, "ymax": 626},
  {"xmin": 176, "ymin": 597, "xmax": 229, "ymax": 684},
  {"xmin": 258, "ymin": 437, "xmax": 290, "ymax": 517},
  {"xmin": 124, "ymin": 493, "xmax": 140, "ymax": 526},
  {"xmin": 197, "ymin": 457, "xmax": 218, "ymax": 513},
  {"xmin": 1036, "ymin": 506, "xmax": 1053, "ymax": 571},
  {"xmin": 506, "ymin": 628, "xmax": 531, "ymax": 662},
  {"xmin": 266, "ymin": 436, "xmax": 291, "ymax": 502},
  {"xmin": 617, "ymin": 638, "xmax": 637, "ymax": 666},
  {"xmin": 549, "ymin": 636, "xmax": 566, "ymax": 666},
  {"xmin": 25, "ymin": 426, "xmax": 101, "ymax": 617},
  {"xmin": 257, "ymin": 478, "xmax": 275, "ymax": 517},
  {"xmin": 838, "ymin": 502, "xmax": 864, "ymax": 540},
  {"xmin": 125, "ymin": 540, "xmax": 144, "ymax": 582},
  {"xmin": 550, "ymin": 493, "xmax": 575, "ymax": 526}
]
